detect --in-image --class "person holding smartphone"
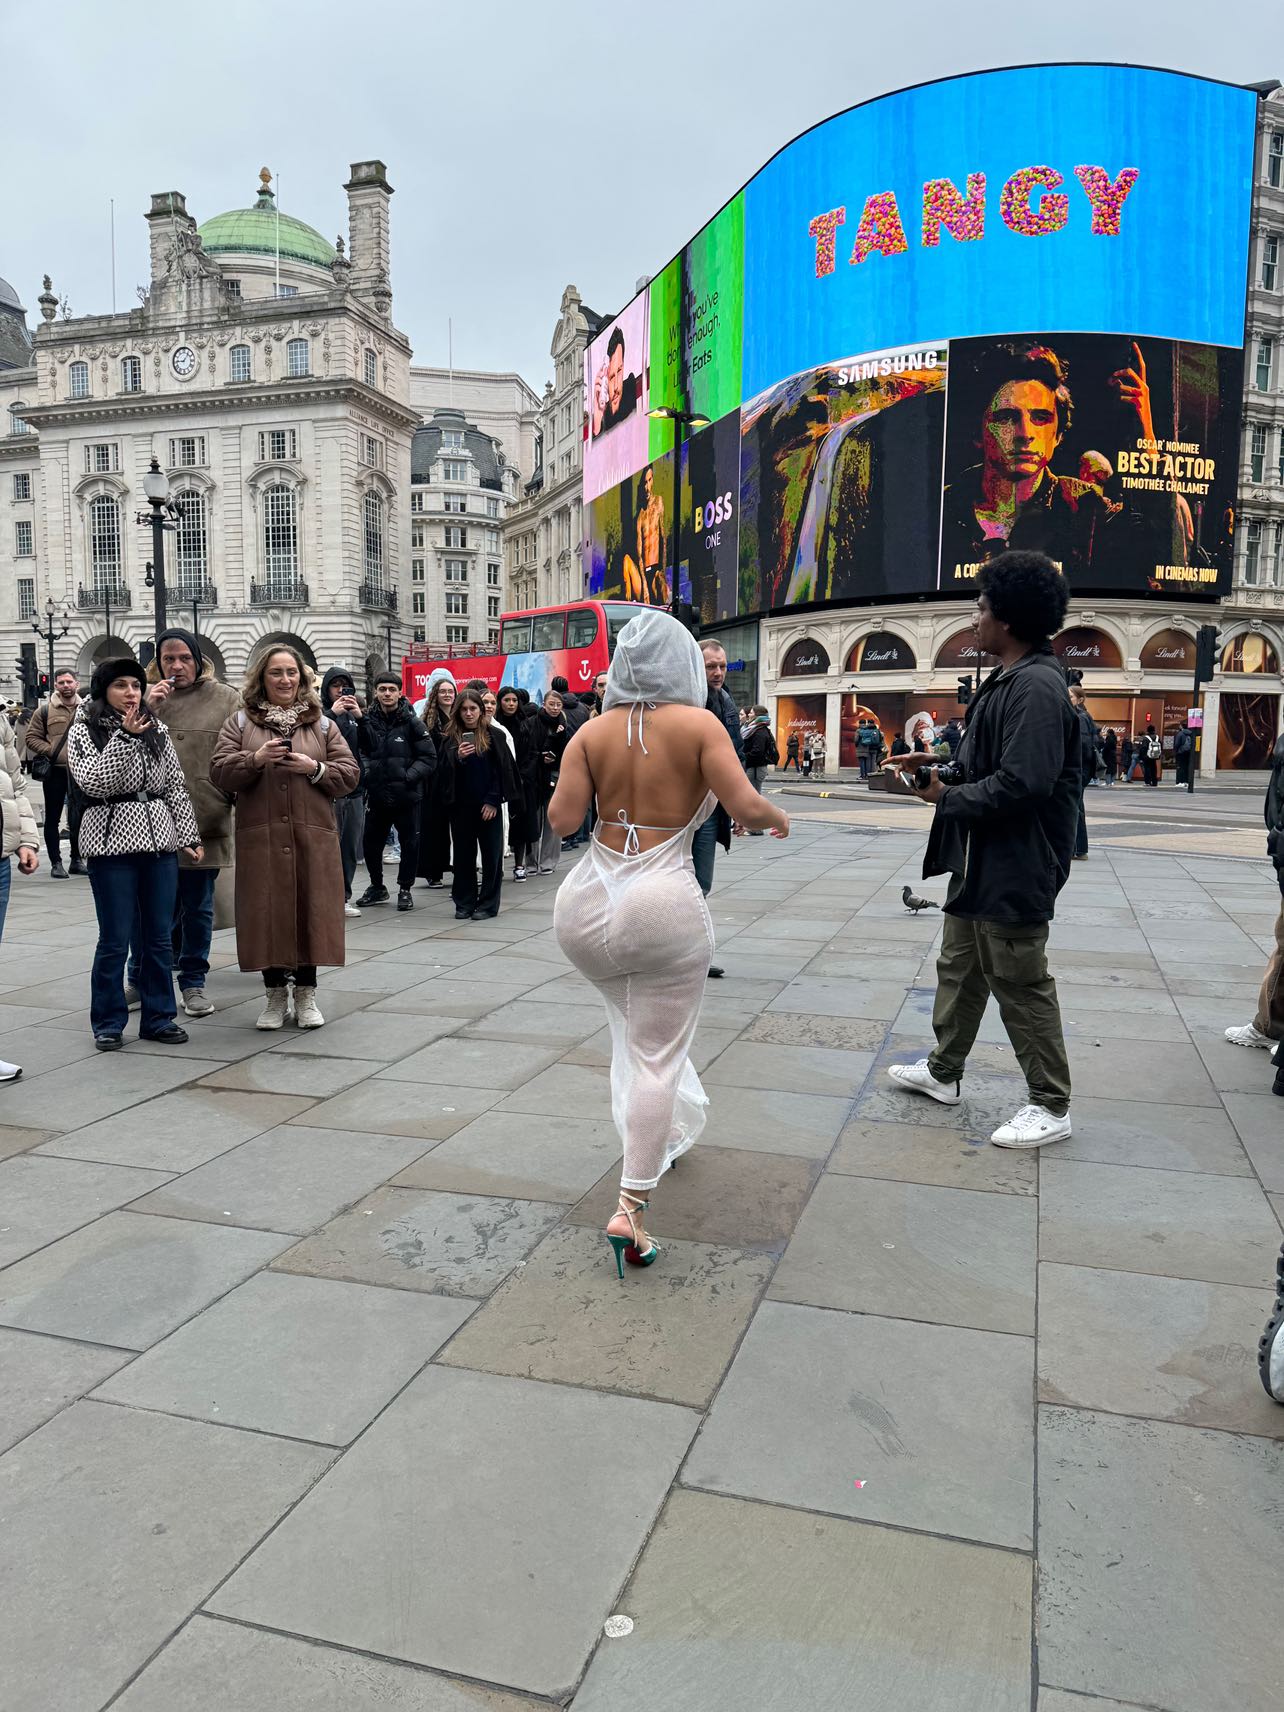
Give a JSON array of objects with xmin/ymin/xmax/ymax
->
[
  {"xmin": 67, "ymin": 658, "xmax": 202, "ymax": 1051},
  {"xmin": 211, "ymin": 647, "xmax": 359, "ymax": 1029},
  {"xmin": 437, "ymin": 688, "xmax": 521, "ymax": 920}
]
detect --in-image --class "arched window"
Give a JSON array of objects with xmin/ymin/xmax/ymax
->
[
  {"xmin": 363, "ymin": 492, "xmax": 385, "ymax": 588},
  {"xmin": 286, "ymin": 339, "xmax": 309, "ymax": 378},
  {"xmin": 262, "ymin": 484, "xmax": 298, "ymax": 590},
  {"xmin": 229, "ymin": 344, "xmax": 251, "ymax": 383},
  {"xmin": 88, "ymin": 495, "xmax": 121, "ymax": 591},
  {"xmin": 173, "ymin": 489, "xmax": 207, "ymax": 593},
  {"xmin": 69, "ymin": 361, "xmax": 90, "ymax": 400}
]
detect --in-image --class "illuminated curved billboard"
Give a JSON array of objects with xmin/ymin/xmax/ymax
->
[{"xmin": 584, "ymin": 64, "xmax": 1256, "ymax": 614}]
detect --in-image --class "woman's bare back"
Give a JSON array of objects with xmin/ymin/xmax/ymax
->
[{"xmin": 569, "ymin": 703, "xmax": 782, "ymax": 852}]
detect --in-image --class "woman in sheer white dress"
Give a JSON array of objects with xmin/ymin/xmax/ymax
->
[{"xmin": 549, "ymin": 611, "xmax": 788, "ymax": 1276}]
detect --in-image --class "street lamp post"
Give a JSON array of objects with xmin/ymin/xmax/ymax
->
[
  {"xmin": 136, "ymin": 456, "xmax": 180, "ymax": 648},
  {"xmin": 31, "ymin": 597, "xmax": 70, "ymax": 691},
  {"xmin": 383, "ymin": 609, "xmax": 396, "ymax": 676},
  {"xmin": 647, "ymin": 406, "xmax": 709, "ymax": 623}
]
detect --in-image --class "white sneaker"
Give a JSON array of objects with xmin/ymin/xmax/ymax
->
[
  {"xmin": 990, "ymin": 1104, "xmax": 1072, "ymax": 1149},
  {"xmin": 344, "ymin": 901, "xmax": 362, "ymax": 917},
  {"xmin": 294, "ymin": 985, "xmax": 324, "ymax": 1029},
  {"xmin": 887, "ymin": 1058, "xmax": 961, "ymax": 1105},
  {"xmin": 256, "ymin": 986, "xmax": 291, "ymax": 1031},
  {"xmin": 1225, "ymin": 1022, "xmax": 1274, "ymax": 1049},
  {"xmin": 0, "ymin": 1058, "xmax": 22, "ymax": 1083}
]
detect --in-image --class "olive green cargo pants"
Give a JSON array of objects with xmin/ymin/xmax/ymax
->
[{"xmin": 926, "ymin": 912, "xmax": 1072, "ymax": 1117}]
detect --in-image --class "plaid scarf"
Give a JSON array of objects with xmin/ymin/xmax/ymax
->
[{"xmin": 255, "ymin": 697, "xmax": 311, "ymax": 736}]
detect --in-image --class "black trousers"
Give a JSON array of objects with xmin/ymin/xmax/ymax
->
[
  {"xmin": 450, "ymin": 806, "xmax": 504, "ymax": 917},
  {"xmin": 418, "ymin": 796, "xmax": 451, "ymax": 882},
  {"xmin": 364, "ymin": 799, "xmax": 420, "ymax": 890},
  {"xmin": 41, "ymin": 766, "xmax": 81, "ymax": 864},
  {"xmin": 263, "ymin": 965, "xmax": 316, "ymax": 988}
]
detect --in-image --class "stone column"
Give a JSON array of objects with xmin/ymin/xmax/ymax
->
[{"xmin": 1199, "ymin": 687, "xmax": 1220, "ymax": 775}]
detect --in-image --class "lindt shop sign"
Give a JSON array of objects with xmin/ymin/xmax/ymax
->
[
  {"xmin": 1139, "ymin": 629, "xmax": 1194, "ymax": 670},
  {"xmin": 780, "ymin": 639, "xmax": 830, "ymax": 676}
]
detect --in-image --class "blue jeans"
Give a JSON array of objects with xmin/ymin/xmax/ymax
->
[
  {"xmin": 90, "ymin": 851, "xmax": 179, "ymax": 1037},
  {"xmin": 692, "ymin": 813, "xmax": 718, "ymax": 898},
  {"xmin": 0, "ymin": 855, "xmax": 10, "ymax": 942},
  {"xmin": 128, "ymin": 866, "xmax": 216, "ymax": 991}
]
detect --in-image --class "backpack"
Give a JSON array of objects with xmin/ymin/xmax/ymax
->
[{"xmin": 765, "ymin": 731, "xmax": 779, "ymax": 766}]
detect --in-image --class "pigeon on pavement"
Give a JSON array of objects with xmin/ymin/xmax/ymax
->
[{"xmin": 902, "ymin": 886, "xmax": 938, "ymax": 914}]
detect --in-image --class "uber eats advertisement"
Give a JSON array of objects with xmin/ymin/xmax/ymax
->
[{"xmin": 583, "ymin": 65, "xmax": 1255, "ymax": 616}]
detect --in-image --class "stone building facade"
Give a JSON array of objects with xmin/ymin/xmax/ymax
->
[
  {"xmin": 408, "ymin": 408, "xmax": 520, "ymax": 651},
  {"xmin": 506, "ymin": 285, "xmax": 603, "ymax": 612},
  {"xmin": 0, "ymin": 162, "xmax": 418, "ymax": 698}
]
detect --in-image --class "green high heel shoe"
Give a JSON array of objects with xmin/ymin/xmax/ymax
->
[{"xmin": 606, "ymin": 1191, "xmax": 660, "ymax": 1279}]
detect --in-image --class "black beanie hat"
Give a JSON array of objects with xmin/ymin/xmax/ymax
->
[
  {"xmin": 90, "ymin": 657, "xmax": 148, "ymax": 702},
  {"xmin": 374, "ymin": 671, "xmax": 402, "ymax": 689},
  {"xmin": 156, "ymin": 627, "xmax": 205, "ymax": 676}
]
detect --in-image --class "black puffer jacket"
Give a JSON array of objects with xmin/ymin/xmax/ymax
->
[
  {"xmin": 923, "ymin": 648, "xmax": 1079, "ymax": 925},
  {"xmin": 358, "ymin": 697, "xmax": 436, "ymax": 806}
]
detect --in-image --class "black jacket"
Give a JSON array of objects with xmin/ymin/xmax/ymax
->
[
  {"xmin": 1073, "ymin": 705, "xmax": 1099, "ymax": 785},
  {"xmin": 357, "ymin": 698, "xmax": 436, "ymax": 805},
  {"xmin": 705, "ymin": 684, "xmax": 745, "ymax": 851},
  {"xmin": 320, "ymin": 668, "xmax": 364, "ymax": 791},
  {"xmin": 533, "ymin": 708, "xmax": 569, "ymax": 801},
  {"xmin": 1266, "ymin": 732, "xmax": 1284, "ymax": 890},
  {"xmin": 742, "ymin": 723, "xmax": 775, "ymax": 768},
  {"xmin": 923, "ymin": 649, "xmax": 1079, "ymax": 924},
  {"xmin": 561, "ymin": 696, "xmax": 591, "ymax": 736},
  {"xmin": 437, "ymin": 731, "xmax": 523, "ymax": 812}
]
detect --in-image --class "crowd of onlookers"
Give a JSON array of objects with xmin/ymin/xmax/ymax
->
[{"xmin": 0, "ymin": 642, "xmax": 612, "ymax": 1061}]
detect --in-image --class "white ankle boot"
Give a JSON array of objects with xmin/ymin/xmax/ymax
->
[
  {"xmin": 256, "ymin": 986, "xmax": 291, "ymax": 1030},
  {"xmin": 294, "ymin": 985, "xmax": 324, "ymax": 1029}
]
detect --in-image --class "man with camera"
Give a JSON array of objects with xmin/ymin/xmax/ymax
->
[{"xmin": 887, "ymin": 550, "xmax": 1080, "ymax": 1148}]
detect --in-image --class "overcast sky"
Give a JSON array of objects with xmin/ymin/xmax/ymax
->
[{"xmin": 5, "ymin": 0, "xmax": 1277, "ymax": 391}]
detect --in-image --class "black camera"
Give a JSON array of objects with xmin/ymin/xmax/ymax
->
[{"xmin": 914, "ymin": 761, "xmax": 965, "ymax": 791}]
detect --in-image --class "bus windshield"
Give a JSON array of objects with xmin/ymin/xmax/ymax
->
[{"xmin": 604, "ymin": 603, "xmax": 644, "ymax": 657}]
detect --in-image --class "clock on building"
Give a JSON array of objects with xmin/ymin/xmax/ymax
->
[{"xmin": 171, "ymin": 345, "xmax": 197, "ymax": 378}]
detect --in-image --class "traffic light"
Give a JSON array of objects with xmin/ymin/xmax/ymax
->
[
  {"xmin": 1194, "ymin": 624, "xmax": 1221, "ymax": 684},
  {"xmin": 37, "ymin": 671, "xmax": 49, "ymax": 695},
  {"xmin": 957, "ymin": 674, "xmax": 974, "ymax": 706}
]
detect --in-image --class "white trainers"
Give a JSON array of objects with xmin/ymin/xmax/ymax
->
[
  {"xmin": 0, "ymin": 1058, "xmax": 22, "ymax": 1083},
  {"xmin": 294, "ymin": 985, "xmax": 324, "ymax": 1029},
  {"xmin": 256, "ymin": 986, "xmax": 291, "ymax": 1031},
  {"xmin": 887, "ymin": 1059, "xmax": 961, "ymax": 1105},
  {"xmin": 990, "ymin": 1104, "xmax": 1072, "ymax": 1149},
  {"xmin": 344, "ymin": 901, "xmax": 362, "ymax": 918},
  {"xmin": 1225, "ymin": 1022, "xmax": 1274, "ymax": 1049}
]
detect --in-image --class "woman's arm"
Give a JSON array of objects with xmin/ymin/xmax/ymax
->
[
  {"xmin": 2, "ymin": 723, "xmax": 38, "ymax": 852},
  {"xmin": 209, "ymin": 714, "xmax": 264, "ymax": 795},
  {"xmin": 700, "ymin": 720, "xmax": 789, "ymax": 834},
  {"xmin": 314, "ymin": 718, "xmax": 361, "ymax": 799},
  {"xmin": 547, "ymin": 731, "xmax": 593, "ymax": 835},
  {"xmin": 68, "ymin": 722, "xmax": 144, "ymax": 798},
  {"xmin": 160, "ymin": 731, "xmax": 201, "ymax": 850}
]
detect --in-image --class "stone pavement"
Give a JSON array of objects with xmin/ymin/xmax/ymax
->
[{"xmin": 0, "ymin": 809, "xmax": 1282, "ymax": 1712}]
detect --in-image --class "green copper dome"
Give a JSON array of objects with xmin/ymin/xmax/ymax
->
[{"xmin": 198, "ymin": 173, "xmax": 334, "ymax": 270}]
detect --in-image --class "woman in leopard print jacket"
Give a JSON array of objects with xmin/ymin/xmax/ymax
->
[{"xmin": 67, "ymin": 657, "xmax": 201, "ymax": 1051}]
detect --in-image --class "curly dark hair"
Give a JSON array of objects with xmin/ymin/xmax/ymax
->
[{"xmin": 976, "ymin": 551, "xmax": 1069, "ymax": 646}]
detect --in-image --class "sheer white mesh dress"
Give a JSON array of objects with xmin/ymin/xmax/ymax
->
[{"xmin": 553, "ymin": 613, "xmax": 715, "ymax": 1191}]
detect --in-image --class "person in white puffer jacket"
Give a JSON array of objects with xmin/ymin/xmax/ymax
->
[{"xmin": 0, "ymin": 709, "xmax": 40, "ymax": 1081}]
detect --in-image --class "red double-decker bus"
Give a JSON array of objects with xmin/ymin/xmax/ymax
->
[{"xmin": 402, "ymin": 599, "xmax": 647, "ymax": 706}]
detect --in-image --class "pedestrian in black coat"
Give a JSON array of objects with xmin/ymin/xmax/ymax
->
[
  {"xmin": 438, "ymin": 689, "xmax": 522, "ymax": 919},
  {"xmin": 495, "ymin": 686, "xmax": 538, "ymax": 879},
  {"xmin": 356, "ymin": 674, "xmax": 435, "ymax": 909},
  {"xmin": 532, "ymin": 690, "xmax": 570, "ymax": 874}
]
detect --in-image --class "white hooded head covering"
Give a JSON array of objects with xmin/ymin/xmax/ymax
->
[
  {"xmin": 602, "ymin": 609, "xmax": 705, "ymax": 715},
  {"xmin": 416, "ymin": 666, "xmax": 456, "ymax": 720}
]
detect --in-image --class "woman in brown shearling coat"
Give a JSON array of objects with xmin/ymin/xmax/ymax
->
[{"xmin": 210, "ymin": 646, "xmax": 359, "ymax": 1030}]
